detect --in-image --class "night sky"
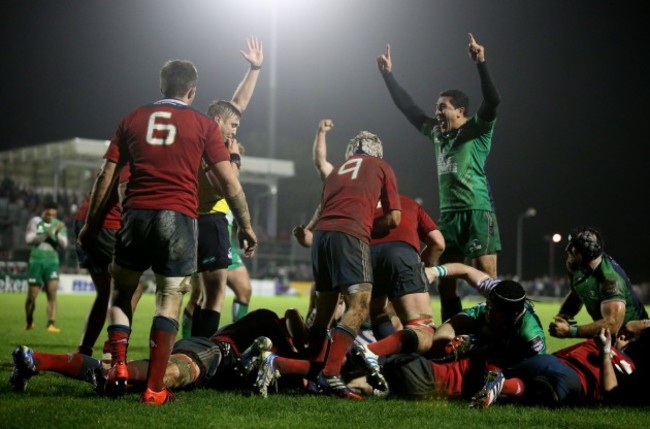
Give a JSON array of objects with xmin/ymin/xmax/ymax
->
[{"xmin": 2, "ymin": 0, "xmax": 648, "ymax": 281}]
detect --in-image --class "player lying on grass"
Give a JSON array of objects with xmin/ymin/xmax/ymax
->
[{"xmin": 9, "ymin": 309, "xmax": 310, "ymax": 401}]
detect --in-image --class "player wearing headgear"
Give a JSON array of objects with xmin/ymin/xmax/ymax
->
[
  {"xmin": 549, "ymin": 226, "xmax": 647, "ymax": 341},
  {"xmin": 427, "ymin": 263, "xmax": 546, "ymax": 408},
  {"xmin": 307, "ymin": 130, "xmax": 401, "ymax": 399}
]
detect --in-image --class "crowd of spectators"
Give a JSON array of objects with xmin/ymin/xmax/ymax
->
[
  {"xmin": 1, "ymin": 176, "xmax": 83, "ymax": 268},
  {"xmin": 2, "ymin": 174, "xmax": 650, "ymax": 303}
]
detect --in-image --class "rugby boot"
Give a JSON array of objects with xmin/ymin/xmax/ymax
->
[
  {"xmin": 141, "ymin": 387, "xmax": 176, "ymax": 405},
  {"xmin": 316, "ymin": 371, "xmax": 362, "ymax": 400},
  {"xmin": 9, "ymin": 345, "xmax": 37, "ymax": 392},
  {"xmin": 470, "ymin": 370, "xmax": 504, "ymax": 409},
  {"xmin": 349, "ymin": 341, "xmax": 389, "ymax": 396},
  {"xmin": 104, "ymin": 361, "xmax": 128, "ymax": 397},
  {"xmin": 240, "ymin": 336, "xmax": 273, "ymax": 376},
  {"xmin": 254, "ymin": 352, "xmax": 280, "ymax": 398}
]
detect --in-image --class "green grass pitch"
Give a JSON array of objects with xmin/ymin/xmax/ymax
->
[{"xmin": 1, "ymin": 293, "xmax": 648, "ymax": 429}]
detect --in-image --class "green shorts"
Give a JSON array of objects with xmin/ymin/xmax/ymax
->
[
  {"xmin": 438, "ymin": 210, "xmax": 501, "ymax": 259},
  {"xmin": 27, "ymin": 259, "xmax": 60, "ymax": 286}
]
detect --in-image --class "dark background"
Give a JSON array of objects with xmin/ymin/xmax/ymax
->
[{"xmin": 1, "ymin": 0, "xmax": 648, "ymax": 281}]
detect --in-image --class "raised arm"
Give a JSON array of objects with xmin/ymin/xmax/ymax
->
[
  {"xmin": 377, "ymin": 44, "xmax": 432, "ymax": 131},
  {"xmin": 230, "ymin": 37, "xmax": 263, "ymax": 113},
  {"xmin": 468, "ymin": 33, "xmax": 501, "ymax": 122},
  {"xmin": 313, "ymin": 119, "xmax": 335, "ymax": 180}
]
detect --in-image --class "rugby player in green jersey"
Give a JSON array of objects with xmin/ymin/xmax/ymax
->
[
  {"xmin": 377, "ymin": 33, "xmax": 501, "ymax": 322},
  {"xmin": 549, "ymin": 226, "xmax": 648, "ymax": 340},
  {"xmin": 24, "ymin": 201, "xmax": 68, "ymax": 332}
]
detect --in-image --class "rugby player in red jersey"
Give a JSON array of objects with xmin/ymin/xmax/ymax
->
[
  {"xmin": 77, "ymin": 59, "xmax": 256, "ymax": 405},
  {"xmin": 73, "ymin": 167, "xmax": 143, "ymax": 358},
  {"xmin": 306, "ymin": 130, "xmax": 401, "ymax": 399}
]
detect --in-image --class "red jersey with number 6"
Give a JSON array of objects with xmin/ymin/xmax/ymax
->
[
  {"xmin": 316, "ymin": 154, "xmax": 400, "ymax": 244},
  {"xmin": 104, "ymin": 99, "xmax": 229, "ymax": 218}
]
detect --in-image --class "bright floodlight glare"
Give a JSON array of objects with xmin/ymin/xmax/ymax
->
[{"xmin": 552, "ymin": 233, "xmax": 562, "ymax": 243}]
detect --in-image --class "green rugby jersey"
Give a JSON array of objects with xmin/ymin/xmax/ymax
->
[
  {"xmin": 422, "ymin": 115, "xmax": 496, "ymax": 212},
  {"xmin": 570, "ymin": 254, "xmax": 648, "ymax": 324},
  {"xmin": 27, "ymin": 217, "xmax": 67, "ymax": 263},
  {"xmin": 463, "ymin": 302, "xmax": 547, "ymax": 368}
]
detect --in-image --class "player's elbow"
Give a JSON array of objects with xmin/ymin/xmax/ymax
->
[{"xmin": 428, "ymin": 230, "xmax": 446, "ymax": 253}]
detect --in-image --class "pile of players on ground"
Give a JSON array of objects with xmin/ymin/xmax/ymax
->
[{"xmin": 9, "ymin": 276, "xmax": 650, "ymax": 409}]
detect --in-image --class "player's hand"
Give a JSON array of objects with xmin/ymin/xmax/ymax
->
[
  {"xmin": 318, "ymin": 119, "xmax": 334, "ymax": 134},
  {"xmin": 227, "ymin": 138, "xmax": 241, "ymax": 155},
  {"xmin": 292, "ymin": 225, "xmax": 313, "ymax": 248},
  {"xmin": 548, "ymin": 315, "xmax": 572, "ymax": 338},
  {"xmin": 468, "ymin": 33, "xmax": 485, "ymax": 63},
  {"xmin": 596, "ymin": 327, "xmax": 612, "ymax": 354},
  {"xmin": 238, "ymin": 226, "xmax": 258, "ymax": 258},
  {"xmin": 377, "ymin": 44, "xmax": 392, "ymax": 74},
  {"xmin": 241, "ymin": 36, "xmax": 263, "ymax": 68}
]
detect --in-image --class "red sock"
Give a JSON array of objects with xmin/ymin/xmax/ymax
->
[
  {"xmin": 107, "ymin": 325, "xmax": 131, "ymax": 366},
  {"xmin": 273, "ymin": 357, "xmax": 312, "ymax": 376},
  {"xmin": 503, "ymin": 377, "xmax": 525, "ymax": 397},
  {"xmin": 322, "ymin": 325, "xmax": 355, "ymax": 377},
  {"xmin": 307, "ymin": 327, "xmax": 329, "ymax": 363},
  {"xmin": 368, "ymin": 330, "xmax": 414, "ymax": 357},
  {"xmin": 33, "ymin": 352, "xmax": 99, "ymax": 380},
  {"xmin": 146, "ymin": 316, "xmax": 178, "ymax": 392}
]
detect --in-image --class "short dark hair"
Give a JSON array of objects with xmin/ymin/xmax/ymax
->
[
  {"xmin": 439, "ymin": 89, "xmax": 469, "ymax": 116},
  {"xmin": 43, "ymin": 201, "xmax": 58, "ymax": 211},
  {"xmin": 206, "ymin": 100, "xmax": 242, "ymax": 121},
  {"xmin": 160, "ymin": 60, "xmax": 198, "ymax": 98}
]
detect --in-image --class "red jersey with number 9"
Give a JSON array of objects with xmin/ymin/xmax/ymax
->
[
  {"xmin": 104, "ymin": 99, "xmax": 229, "ymax": 218},
  {"xmin": 316, "ymin": 154, "xmax": 400, "ymax": 244}
]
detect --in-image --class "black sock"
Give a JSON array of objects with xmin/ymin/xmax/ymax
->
[
  {"xmin": 196, "ymin": 309, "xmax": 221, "ymax": 338},
  {"xmin": 440, "ymin": 297, "xmax": 463, "ymax": 322},
  {"xmin": 191, "ymin": 307, "xmax": 202, "ymax": 336}
]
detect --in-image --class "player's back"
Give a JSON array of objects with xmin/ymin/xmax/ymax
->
[
  {"xmin": 317, "ymin": 155, "xmax": 399, "ymax": 243},
  {"xmin": 371, "ymin": 195, "xmax": 435, "ymax": 251},
  {"xmin": 106, "ymin": 99, "xmax": 228, "ymax": 218}
]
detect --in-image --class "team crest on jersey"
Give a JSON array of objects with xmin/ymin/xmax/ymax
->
[
  {"xmin": 438, "ymin": 156, "xmax": 457, "ymax": 175},
  {"xmin": 530, "ymin": 335, "xmax": 544, "ymax": 353},
  {"xmin": 468, "ymin": 239, "xmax": 483, "ymax": 253}
]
